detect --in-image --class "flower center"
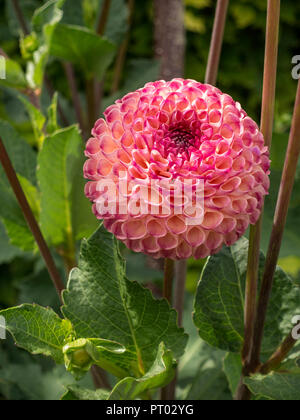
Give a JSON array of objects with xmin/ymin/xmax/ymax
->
[{"xmin": 169, "ymin": 128, "xmax": 195, "ymax": 150}]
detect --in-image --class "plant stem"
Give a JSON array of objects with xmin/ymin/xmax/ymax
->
[
  {"xmin": 260, "ymin": 333, "xmax": 298, "ymax": 375},
  {"xmin": 236, "ymin": 0, "xmax": 281, "ymax": 401},
  {"xmin": 174, "ymin": 260, "xmax": 187, "ymax": 327},
  {"xmin": 11, "ymin": 0, "xmax": 29, "ymax": 35},
  {"xmin": 96, "ymin": 0, "xmax": 112, "ymax": 36},
  {"xmin": 0, "ymin": 137, "xmax": 65, "ymax": 300},
  {"xmin": 110, "ymin": 0, "xmax": 135, "ymax": 94},
  {"xmin": 44, "ymin": 75, "xmax": 69, "ymax": 127},
  {"xmin": 63, "ymin": 62, "xmax": 85, "ymax": 134},
  {"xmin": 91, "ymin": 366, "xmax": 111, "ymax": 390},
  {"xmin": 86, "ymin": 78, "xmax": 97, "ymax": 135},
  {"xmin": 154, "ymin": 0, "xmax": 185, "ymax": 80},
  {"xmin": 160, "ymin": 258, "xmax": 175, "ymax": 400},
  {"xmin": 93, "ymin": 0, "xmax": 112, "ymax": 119},
  {"xmin": 250, "ymin": 77, "xmax": 300, "ymax": 368},
  {"xmin": 205, "ymin": 0, "xmax": 229, "ymax": 86},
  {"xmin": 163, "ymin": 259, "xmax": 175, "ymax": 304}
]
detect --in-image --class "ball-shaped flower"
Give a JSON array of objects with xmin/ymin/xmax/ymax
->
[{"xmin": 84, "ymin": 79, "xmax": 270, "ymax": 260}]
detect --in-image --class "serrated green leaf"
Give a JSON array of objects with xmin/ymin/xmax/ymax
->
[
  {"xmin": 62, "ymin": 385, "xmax": 109, "ymax": 401},
  {"xmin": 108, "ymin": 343, "xmax": 176, "ymax": 400},
  {"xmin": 0, "ymin": 304, "xmax": 73, "ymax": 364},
  {"xmin": 244, "ymin": 372, "xmax": 300, "ymax": 400},
  {"xmin": 223, "ymin": 353, "xmax": 242, "ymax": 397},
  {"xmin": 62, "ymin": 225, "xmax": 187, "ymax": 376},
  {"xmin": 193, "ymin": 237, "xmax": 300, "ymax": 354},
  {"xmin": 49, "ymin": 24, "xmax": 116, "ymax": 81},
  {"xmin": 38, "ymin": 125, "xmax": 97, "ymax": 250}
]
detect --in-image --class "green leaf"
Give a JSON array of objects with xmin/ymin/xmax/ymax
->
[
  {"xmin": 244, "ymin": 372, "xmax": 300, "ymax": 400},
  {"xmin": 19, "ymin": 95, "xmax": 46, "ymax": 149},
  {"xmin": 193, "ymin": 237, "xmax": 300, "ymax": 354},
  {"xmin": 223, "ymin": 353, "xmax": 242, "ymax": 397},
  {"xmin": 104, "ymin": 0, "xmax": 129, "ymax": 45},
  {"xmin": 0, "ymin": 58, "xmax": 28, "ymax": 90},
  {"xmin": 25, "ymin": 0, "xmax": 65, "ymax": 89},
  {"xmin": 62, "ymin": 226, "xmax": 187, "ymax": 375},
  {"xmin": 177, "ymin": 294, "xmax": 231, "ymax": 400},
  {"xmin": 63, "ymin": 338, "xmax": 136, "ymax": 379},
  {"xmin": 38, "ymin": 125, "xmax": 97, "ymax": 249},
  {"xmin": 20, "ymin": 33, "xmax": 40, "ymax": 60},
  {"xmin": 0, "ymin": 120, "xmax": 37, "ymax": 250},
  {"xmin": 17, "ymin": 175, "xmax": 40, "ymax": 220},
  {"xmin": 49, "ymin": 24, "xmax": 116, "ymax": 81},
  {"xmin": 0, "ymin": 120, "xmax": 37, "ymax": 184},
  {"xmin": 0, "ymin": 221, "xmax": 22, "ymax": 264},
  {"xmin": 108, "ymin": 343, "xmax": 176, "ymax": 400},
  {"xmin": 0, "ymin": 304, "xmax": 73, "ymax": 364},
  {"xmin": 32, "ymin": 0, "xmax": 66, "ymax": 39},
  {"xmin": 62, "ymin": 385, "xmax": 109, "ymax": 401},
  {"xmin": 46, "ymin": 92, "xmax": 59, "ymax": 134}
]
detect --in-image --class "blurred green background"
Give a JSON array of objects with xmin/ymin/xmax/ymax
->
[{"xmin": 0, "ymin": 0, "xmax": 300, "ymax": 400}]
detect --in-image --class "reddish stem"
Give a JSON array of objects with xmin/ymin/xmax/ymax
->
[
  {"xmin": 0, "ymin": 137, "xmax": 65, "ymax": 300},
  {"xmin": 237, "ymin": 0, "xmax": 281, "ymax": 400},
  {"xmin": 205, "ymin": 0, "xmax": 229, "ymax": 85}
]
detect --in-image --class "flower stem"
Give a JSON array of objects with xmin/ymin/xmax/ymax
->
[
  {"xmin": 161, "ymin": 258, "xmax": 175, "ymax": 400},
  {"xmin": 250, "ymin": 77, "xmax": 300, "ymax": 369},
  {"xmin": 94, "ymin": 0, "xmax": 112, "ymax": 117},
  {"xmin": 96, "ymin": 0, "xmax": 112, "ymax": 36},
  {"xmin": 205, "ymin": 0, "xmax": 229, "ymax": 86},
  {"xmin": 63, "ymin": 62, "xmax": 86, "ymax": 135},
  {"xmin": 236, "ymin": 0, "xmax": 281, "ymax": 401},
  {"xmin": 0, "ymin": 137, "xmax": 65, "ymax": 300},
  {"xmin": 260, "ymin": 332, "xmax": 298, "ymax": 375},
  {"xmin": 163, "ymin": 258, "xmax": 175, "ymax": 304},
  {"xmin": 154, "ymin": 0, "xmax": 185, "ymax": 80},
  {"xmin": 11, "ymin": 0, "xmax": 29, "ymax": 35},
  {"xmin": 110, "ymin": 0, "xmax": 135, "ymax": 94},
  {"xmin": 174, "ymin": 260, "xmax": 187, "ymax": 327}
]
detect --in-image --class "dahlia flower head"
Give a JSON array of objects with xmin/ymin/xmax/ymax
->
[{"xmin": 84, "ymin": 79, "xmax": 270, "ymax": 260}]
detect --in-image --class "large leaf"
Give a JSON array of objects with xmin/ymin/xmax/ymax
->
[
  {"xmin": 244, "ymin": 372, "xmax": 300, "ymax": 401},
  {"xmin": 108, "ymin": 343, "xmax": 176, "ymax": 400},
  {"xmin": 38, "ymin": 125, "xmax": 97, "ymax": 249},
  {"xmin": 49, "ymin": 24, "xmax": 116, "ymax": 81},
  {"xmin": 193, "ymin": 237, "xmax": 300, "ymax": 354},
  {"xmin": 0, "ymin": 304, "xmax": 73, "ymax": 364},
  {"xmin": 62, "ymin": 226, "xmax": 188, "ymax": 375},
  {"xmin": 62, "ymin": 385, "xmax": 109, "ymax": 401}
]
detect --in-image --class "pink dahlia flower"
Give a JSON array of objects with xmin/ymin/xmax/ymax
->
[{"xmin": 84, "ymin": 79, "xmax": 270, "ymax": 260}]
